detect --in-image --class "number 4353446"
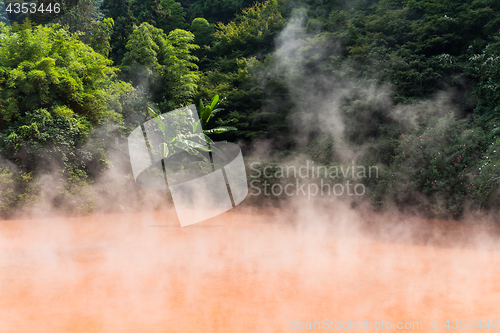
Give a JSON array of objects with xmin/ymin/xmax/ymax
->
[
  {"xmin": 6, "ymin": 2, "xmax": 61, "ymax": 14},
  {"xmin": 444, "ymin": 319, "xmax": 498, "ymax": 329}
]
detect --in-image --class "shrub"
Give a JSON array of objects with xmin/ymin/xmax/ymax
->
[{"xmin": 387, "ymin": 113, "xmax": 487, "ymax": 218}]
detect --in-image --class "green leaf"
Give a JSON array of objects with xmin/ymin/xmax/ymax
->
[
  {"xmin": 192, "ymin": 121, "xmax": 199, "ymax": 133},
  {"xmin": 160, "ymin": 142, "xmax": 169, "ymax": 158},
  {"xmin": 209, "ymin": 94, "xmax": 219, "ymax": 111},
  {"xmin": 176, "ymin": 138, "xmax": 211, "ymax": 152},
  {"xmin": 210, "ymin": 108, "xmax": 225, "ymax": 119},
  {"xmin": 201, "ymin": 105, "xmax": 212, "ymax": 125},
  {"xmin": 202, "ymin": 133, "xmax": 215, "ymax": 145},
  {"xmin": 147, "ymin": 106, "xmax": 158, "ymax": 118},
  {"xmin": 172, "ymin": 139, "xmax": 207, "ymax": 160},
  {"xmin": 198, "ymin": 99, "xmax": 205, "ymax": 119},
  {"xmin": 203, "ymin": 126, "xmax": 237, "ymax": 134},
  {"xmin": 180, "ymin": 133, "xmax": 215, "ymax": 148},
  {"xmin": 153, "ymin": 117, "xmax": 165, "ymax": 134}
]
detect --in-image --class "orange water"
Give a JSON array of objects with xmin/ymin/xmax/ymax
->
[{"xmin": 0, "ymin": 207, "xmax": 499, "ymax": 332}]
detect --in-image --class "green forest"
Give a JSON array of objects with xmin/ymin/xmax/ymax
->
[{"xmin": 1, "ymin": 0, "xmax": 500, "ymax": 219}]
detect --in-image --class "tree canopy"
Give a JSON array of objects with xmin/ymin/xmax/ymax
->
[
  {"xmin": 0, "ymin": 23, "xmax": 133, "ymax": 173},
  {"xmin": 3, "ymin": 0, "xmax": 500, "ymax": 217},
  {"xmin": 121, "ymin": 22, "xmax": 200, "ymax": 110}
]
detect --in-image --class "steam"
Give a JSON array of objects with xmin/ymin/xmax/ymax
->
[
  {"xmin": 263, "ymin": 13, "xmax": 464, "ymax": 166},
  {"xmin": 270, "ymin": 13, "xmax": 347, "ymax": 149},
  {"xmin": 1, "ymin": 203, "xmax": 500, "ymax": 331}
]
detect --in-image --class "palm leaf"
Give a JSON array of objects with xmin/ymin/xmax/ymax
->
[
  {"xmin": 201, "ymin": 105, "xmax": 212, "ymax": 125},
  {"xmin": 198, "ymin": 99, "xmax": 205, "ymax": 121},
  {"xmin": 171, "ymin": 140, "xmax": 210, "ymax": 162},
  {"xmin": 160, "ymin": 142, "xmax": 169, "ymax": 158},
  {"xmin": 209, "ymin": 108, "xmax": 225, "ymax": 119},
  {"xmin": 180, "ymin": 132, "xmax": 205, "ymax": 141},
  {"xmin": 171, "ymin": 139, "xmax": 199, "ymax": 157},
  {"xmin": 201, "ymin": 133, "xmax": 215, "ymax": 145},
  {"xmin": 156, "ymin": 118, "xmax": 165, "ymax": 135},
  {"xmin": 147, "ymin": 106, "xmax": 158, "ymax": 118},
  {"xmin": 209, "ymin": 94, "xmax": 219, "ymax": 111},
  {"xmin": 148, "ymin": 105, "xmax": 166, "ymax": 135},
  {"xmin": 174, "ymin": 137, "xmax": 211, "ymax": 152},
  {"xmin": 203, "ymin": 126, "xmax": 237, "ymax": 134},
  {"xmin": 192, "ymin": 121, "xmax": 200, "ymax": 133}
]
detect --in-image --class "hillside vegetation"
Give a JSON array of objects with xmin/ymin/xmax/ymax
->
[{"xmin": 1, "ymin": 0, "xmax": 500, "ymax": 218}]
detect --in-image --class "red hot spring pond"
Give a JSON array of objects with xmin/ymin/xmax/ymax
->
[{"xmin": 1, "ymin": 205, "xmax": 499, "ymax": 332}]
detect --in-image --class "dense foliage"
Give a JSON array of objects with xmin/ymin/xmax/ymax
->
[
  {"xmin": 1, "ymin": 0, "xmax": 500, "ymax": 218},
  {"xmin": 0, "ymin": 23, "xmax": 133, "ymax": 174}
]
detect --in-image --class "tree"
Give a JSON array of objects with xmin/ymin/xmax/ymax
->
[
  {"xmin": 211, "ymin": 0, "xmax": 285, "ymax": 60},
  {"xmin": 0, "ymin": 23, "xmax": 134, "ymax": 173},
  {"xmin": 56, "ymin": 0, "xmax": 101, "ymax": 33},
  {"xmin": 86, "ymin": 17, "xmax": 114, "ymax": 57},
  {"xmin": 466, "ymin": 33, "xmax": 500, "ymax": 124},
  {"xmin": 161, "ymin": 28, "xmax": 200, "ymax": 107},
  {"xmin": 100, "ymin": 0, "xmax": 137, "ymax": 63},
  {"xmin": 122, "ymin": 22, "xmax": 165, "ymax": 69},
  {"xmin": 387, "ymin": 114, "xmax": 487, "ymax": 218},
  {"xmin": 131, "ymin": 0, "xmax": 186, "ymax": 32},
  {"xmin": 190, "ymin": 17, "xmax": 214, "ymax": 47},
  {"xmin": 121, "ymin": 22, "xmax": 200, "ymax": 110},
  {"xmin": 179, "ymin": 0, "xmax": 257, "ymax": 24},
  {"xmin": 193, "ymin": 0, "xmax": 287, "ymax": 144}
]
